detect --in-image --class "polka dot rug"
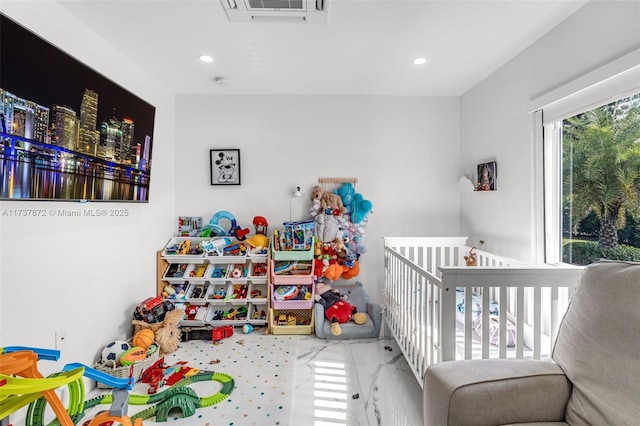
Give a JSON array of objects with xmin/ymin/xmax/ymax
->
[{"xmin": 82, "ymin": 327, "xmax": 298, "ymax": 426}]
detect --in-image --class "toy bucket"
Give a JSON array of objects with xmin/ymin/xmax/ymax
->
[{"xmin": 283, "ymin": 220, "xmax": 314, "ymax": 251}]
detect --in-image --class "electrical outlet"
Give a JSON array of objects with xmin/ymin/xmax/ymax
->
[{"xmin": 55, "ymin": 328, "xmax": 67, "ymax": 350}]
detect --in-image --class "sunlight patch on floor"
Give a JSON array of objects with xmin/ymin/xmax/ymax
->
[{"xmin": 313, "ymin": 360, "xmax": 348, "ymax": 425}]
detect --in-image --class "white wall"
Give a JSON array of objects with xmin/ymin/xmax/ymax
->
[
  {"xmin": 459, "ymin": 0, "xmax": 640, "ymax": 263},
  {"xmin": 175, "ymin": 94, "xmax": 461, "ymax": 302},
  {"xmin": 0, "ymin": 1, "xmax": 176, "ymax": 378}
]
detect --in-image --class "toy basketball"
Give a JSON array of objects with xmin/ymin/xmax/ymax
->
[{"xmin": 132, "ymin": 329, "xmax": 155, "ymax": 349}]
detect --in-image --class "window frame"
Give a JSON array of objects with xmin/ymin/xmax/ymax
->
[{"xmin": 531, "ymin": 50, "xmax": 640, "ymax": 266}]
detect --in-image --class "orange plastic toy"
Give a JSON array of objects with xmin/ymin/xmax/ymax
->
[{"xmin": 0, "ymin": 349, "xmax": 82, "ymax": 426}]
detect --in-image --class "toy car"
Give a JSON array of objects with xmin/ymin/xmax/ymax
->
[
  {"xmin": 211, "ymin": 268, "xmax": 226, "ymax": 278},
  {"xmin": 211, "ymin": 325, "xmax": 234, "ymax": 341},
  {"xmin": 211, "ymin": 288, "xmax": 226, "ymax": 299},
  {"xmin": 278, "ymin": 314, "xmax": 287, "ymax": 326},
  {"xmin": 133, "ymin": 296, "xmax": 176, "ymax": 323}
]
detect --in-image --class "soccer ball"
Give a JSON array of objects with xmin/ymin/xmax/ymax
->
[{"xmin": 101, "ymin": 340, "xmax": 131, "ymax": 365}]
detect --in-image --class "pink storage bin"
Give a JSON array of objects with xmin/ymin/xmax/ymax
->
[
  {"xmin": 270, "ymin": 260, "xmax": 315, "ymax": 285},
  {"xmin": 271, "ymin": 283, "xmax": 315, "ymax": 309}
]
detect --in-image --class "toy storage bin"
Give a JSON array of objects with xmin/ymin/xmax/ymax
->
[
  {"xmin": 94, "ymin": 345, "xmax": 160, "ymax": 389},
  {"xmin": 162, "ymin": 237, "xmax": 206, "ymax": 261},
  {"xmin": 283, "ymin": 220, "xmax": 315, "ymax": 250},
  {"xmin": 271, "ymin": 236, "xmax": 315, "ymax": 261},
  {"xmin": 248, "ymin": 261, "xmax": 268, "ymax": 281},
  {"xmin": 248, "ymin": 282, "xmax": 268, "ymax": 301},
  {"xmin": 247, "ymin": 246, "xmax": 269, "ymax": 262},
  {"xmin": 249, "ymin": 303, "xmax": 268, "ymax": 322},
  {"xmin": 270, "ymin": 308, "xmax": 314, "ymax": 335},
  {"xmin": 180, "ymin": 303, "xmax": 209, "ymax": 327},
  {"xmin": 205, "ymin": 282, "xmax": 229, "ymax": 301},
  {"xmin": 207, "ymin": 264, "xmax": 229, "ymax": 281},
  {"xmin": 163, "ymin": 263, "xmax": 191, "ymax": 279},
  {"xmin": 185, "ymin": 283, "xmax": 208, "ymax": 300},
  {"xmin": 185, "ymin": 263, "xmax": 209, "ymax": 279},
  {"xmin": 205, "ymin": 302, "xmax": 249, "ymax": 324},
  {"xmin": 271, "ymin": 283, "xmax": 315, "ymax": 309},
  {"xmin": 270, "ymin": 260, "xmax": 315, "ymax": 284},
  {"xmin": 226, "ymin": 262, "xmax": 249, "ymax": 280},
  {"xmin": 227, "ymin": 282, "xmax": 250, "ymax": 304},
  {"xmin": 203, "ymin": 241, "xmax": 248, "ymax": 262}
]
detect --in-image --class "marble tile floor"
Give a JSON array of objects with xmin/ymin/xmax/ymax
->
[
  {"xmin": 7, "ymin": 334, "xmax": 423, "ymax": 426},
  {"xmin": 292, "ymin": 336, "xmax": 423, "ymax": 426}
]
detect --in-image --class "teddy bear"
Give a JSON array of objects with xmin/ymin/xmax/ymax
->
[
  {"xmin": 311, "ymin": 185, "xmax": 324, "ymax": 201},
  {"xmin": 314, "ymin": 282, "xmax": 366, "ymax": 336},
  {"xmin": 321, "ymin": 191, "xmax": 347, "ymax": 215}
]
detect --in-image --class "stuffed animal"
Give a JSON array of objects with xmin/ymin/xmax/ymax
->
[
  {"xmin": 154, "ymin": 308, "xmax": 184, "ymax": 354},
  {"xmin": 335, "ymin": 183, "xmax": 356, "ymax": 213},
  {"xmin": 351, "ymin": 193, "xmax": 372, "ymax": 223},
  {"xmin": 314, "ymin": 213, "xmax": 340, "ymax": 243},
  {"xmin": 324, "ymin": 262, "xmax": 346, "ymax": 281},
  {"xmin": 315, "ymin": 282, "xmax": 366, "ymax": 336},
  {"xmin": 321, "ymin": 191, "xmax": 347, "ymax": 214},
  {"xmin": 342, "ymin": 260, "xmax": 360, "ymax": 280},
  {"xmin": 311, "ymin": 185, "xmax": 324, "ymax": 201},
  {"xmin": 464, "ymin": 247, "xmax": 477, "ymax": 266}
]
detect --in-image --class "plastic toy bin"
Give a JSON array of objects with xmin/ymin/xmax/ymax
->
[
  {"xmin": 270, "ymin": 260, "xmax": 315, "ymax": 285},
  {"xmin": 162, "ymin": 237, "xmax": 206, "ymax": 261},
  {"xmin": 269, "ymin": 308, "xmax": 314, "ymax": 335},
  {"xmin": 271, "ymin": 283, "xmax": 315, "ymax": 309},
  {"xmin": 271, "ymin": 236, "xmax": 315, "ymax": 261}
]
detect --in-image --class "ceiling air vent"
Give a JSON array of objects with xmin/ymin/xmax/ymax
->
[{"xmin": 221, "ymin": 0, "xmax": 328, "ymax": 23}]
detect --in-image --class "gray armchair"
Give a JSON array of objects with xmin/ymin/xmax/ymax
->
[
  {"xmin": 424, "ymin": 260, "xmax": 640, "ymax": 426},
  {"xmin": 314, "ymin": 281, "xmax": 382, "ymax": 339}
]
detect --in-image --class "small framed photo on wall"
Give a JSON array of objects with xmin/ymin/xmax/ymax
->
[
  {"xmin": 476, "ymin": 161, "xmax": 497, "ymax": 191},
  {"xmin": 210, "ymin": 149, "xmax": 241, "ymax": 185}
]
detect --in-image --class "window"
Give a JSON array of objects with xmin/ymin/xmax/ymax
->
[
  {"xmin": 543, "ymin": 93, "xmax": 640, "ymax": 265},
  {"xmin": 530, "ymin": 49, "xmax": 640, "ymax": 266}
]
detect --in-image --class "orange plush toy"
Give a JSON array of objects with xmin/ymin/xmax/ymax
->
[
  {"xmin": 342, "ymin": 261, "xmax": 360, "ymax": 279},
  {"xmin": 324, "ymin": 262, "xmax": 346, "ymax": 281}
]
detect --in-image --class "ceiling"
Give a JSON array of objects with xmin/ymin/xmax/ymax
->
[{"xmin": 57, "ymin": 0, "xmax": 589, "ymax": 97}]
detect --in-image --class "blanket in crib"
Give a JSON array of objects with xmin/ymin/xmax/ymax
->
[{"xmin": 456, "ymin": 288, "xmax": 499, "ymax": 316}]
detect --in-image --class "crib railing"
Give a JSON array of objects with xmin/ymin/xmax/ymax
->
[{"xmin": 383, "ymin": 237, "xmax": 584, "ymax": 387}]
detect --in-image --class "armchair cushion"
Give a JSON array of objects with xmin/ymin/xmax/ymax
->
[
  {"xmin": 314, "ymin": 282, "xmax": 382, "ymax": 339},
  {"xmin": 424, "ymin": 359, "xmax": 571, "ymax": 426},
  {"xmin": 552, "ymin": 260, "xmax": 640, "ymax": 426}
]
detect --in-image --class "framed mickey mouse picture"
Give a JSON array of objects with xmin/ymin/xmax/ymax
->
[{"xmin": 210, "ymin": 149, "xmax": 241, "ymax": 185}]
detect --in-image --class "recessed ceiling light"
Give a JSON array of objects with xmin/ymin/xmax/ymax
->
[
  {"xmin": 199, "ymin": 55, "xmax": 214, "ymax": 63},
  {"xmin": 413, "ymin": 57, "xmax": 427, "ymax": 65}
]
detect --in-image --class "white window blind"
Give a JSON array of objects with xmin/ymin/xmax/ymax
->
[{"xmin": 529, "ymin": 48, "xmax": 640, "ymax": 124}]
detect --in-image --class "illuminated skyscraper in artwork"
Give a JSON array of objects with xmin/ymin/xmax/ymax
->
[
  {"xmin": 79, "ymin": 89, "xmax": 99, "ymax": 155},
  {"xmin": 99, "ymin": 117, "xmax": 122, "ymax": 161},
  {"xmin": 141, "ymin": 134, "xmax": 151, "ymax": 170},
  {"xmin": 0, "ymin": 88, "xmax": 49, "ymax": 142},
  {"xmin": 121, "ymin": 118, "xmax": 134, "ymax": 164},
  {"xmin": 51, "ymin": 104, "xmax": 79, "ymax": 150}
]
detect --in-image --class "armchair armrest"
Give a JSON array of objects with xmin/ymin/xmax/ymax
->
[
  {"xmin": 424, "ymin": 359, "xmax": 571, "ymax": 426},
  {"xmin": 314, "ymin": 303, "xmax": 327, "ymax": 338},
  {"xmin": 366, "ymin": 300, "xmax": 382, "ymax": 338}
]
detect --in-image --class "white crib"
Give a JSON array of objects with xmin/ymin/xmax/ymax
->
[{"xmin": 383, "ymin": 237, "xmax": 584, "ymax": 387}]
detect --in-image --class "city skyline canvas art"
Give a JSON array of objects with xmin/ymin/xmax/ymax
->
[{"xmin": 0, "ymin": 14, "xmax": 156, "ymax": 202}]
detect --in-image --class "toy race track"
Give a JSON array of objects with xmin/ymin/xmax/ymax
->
[{"xmin": 25, "ymin": 371, "xmax": 235, "ymax": 425}]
